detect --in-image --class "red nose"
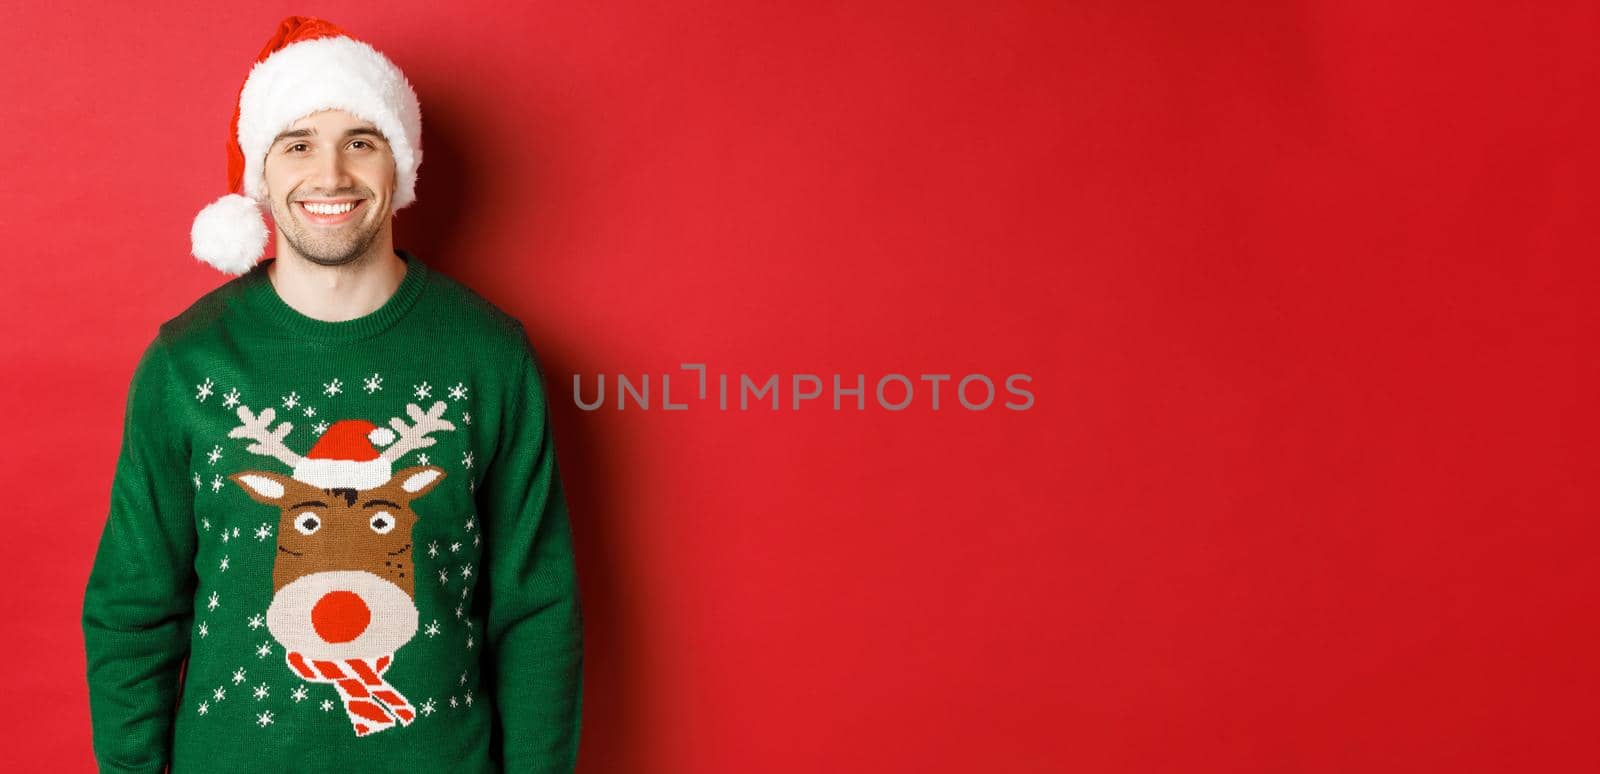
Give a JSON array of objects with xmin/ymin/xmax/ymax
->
[{"xmin": 311, "ymin": 590, "xmax": 371, "ymax": 643}]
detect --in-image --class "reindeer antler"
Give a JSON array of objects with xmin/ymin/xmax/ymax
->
[
  {"xmin": 380, "ymin": 401, "xmax": 458, "ymax": 462},
  {"xmin": 228, "ymin": 405, "xmax": 305, "ymax": 468}
]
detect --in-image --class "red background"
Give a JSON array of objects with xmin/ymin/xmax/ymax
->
[{"xmin": 2, "ymin": 2, "xmax": 1594, "ymax": 771}]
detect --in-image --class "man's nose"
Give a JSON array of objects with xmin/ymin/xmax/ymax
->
[{"xmin": 311, "ymin": 148, "xmax": 354, "ymax": 190}]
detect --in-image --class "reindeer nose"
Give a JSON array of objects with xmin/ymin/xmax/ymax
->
[{"xmin": 311, "ymin": 590, "xmax": 371, "ymax": 643}]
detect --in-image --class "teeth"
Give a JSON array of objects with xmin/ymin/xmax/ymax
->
[{"xmin": 303, "ymin": 201, "xmax": 357, "ymax": 215}]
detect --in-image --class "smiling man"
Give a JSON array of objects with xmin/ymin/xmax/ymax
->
[
  {"xmin": 266, "ymin": 112, "xmax": 395, "ymax": 266},
  {"xmin": 81, "ymin": 16, "xmax": 583, "ymax": 774},
  {"xmin": 258, "ymin": 109, "xmax": 407, "ymax": 316}
]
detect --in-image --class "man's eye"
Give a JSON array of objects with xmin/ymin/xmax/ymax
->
[
  {"xmin": 351, "ymin": 140, "xmax": 373, "ymax": 150},
  {"xmin": 286, "ymin": 143, "xmax": 308, "ymax": 153}
]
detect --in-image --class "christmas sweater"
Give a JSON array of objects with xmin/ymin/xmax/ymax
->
[{"xmin": 81, "ymin": 249, "xmax": 583, "ymax": 773}]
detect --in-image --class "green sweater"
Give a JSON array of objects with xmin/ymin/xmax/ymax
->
[{"xmin": 81, "ymin": 250, "xmax": 583, "ymax": 773}]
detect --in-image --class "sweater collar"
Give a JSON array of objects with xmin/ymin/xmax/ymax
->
[{"xmin": 238, "ymin": 249, "xmax": 429, "ymax": 343}]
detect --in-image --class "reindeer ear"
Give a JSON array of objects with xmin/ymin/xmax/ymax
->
[
  {"xmin": 229, "ymin": 470, "xmax": 297, "ymax": 505},
  {"xmin": 395, "ymin": 465, "xmax": 447, "ymax": 499}
]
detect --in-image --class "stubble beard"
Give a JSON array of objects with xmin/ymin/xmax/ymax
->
[{"xmin": 270, "ymin": 197, "xmax": 384, "ymax": 267}]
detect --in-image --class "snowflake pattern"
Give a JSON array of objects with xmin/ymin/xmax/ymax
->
[{"xmin": 186, "ymin": 370, "xmax": 487, "ymax": 731}]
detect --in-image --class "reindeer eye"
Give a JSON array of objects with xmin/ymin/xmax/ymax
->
[
  {"xmin": 370, "ymin": 511, "xmax": 395, "ymax": 534},
  {"xmin": 295, "ymin": 512, "xmax": 321, "ymax": 535}
]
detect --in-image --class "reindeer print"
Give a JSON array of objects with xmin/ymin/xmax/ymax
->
[{"xmin": 224, "ymin": 399, "xmax": 457, "ymax": 737}]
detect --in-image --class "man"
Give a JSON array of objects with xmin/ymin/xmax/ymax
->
[{"xmin": 81, "ymin": 16, "xmax": 583, "ymax": 773}]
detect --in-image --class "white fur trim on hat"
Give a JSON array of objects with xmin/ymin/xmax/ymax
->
[
  {"xmin": 191, "ymin": 193, "xmax": 271, "ymax": 275},
  {"xmin": 293, "ymin": 456, "xmax": 395, "ymax": 491},
  {"xmin": 237, "ymin": 36, "xmax": 423, "ymax": 212}
]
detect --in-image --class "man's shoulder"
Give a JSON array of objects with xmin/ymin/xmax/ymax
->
[
  {"xmin": 146, "ymin": 259, "xmax": 537, "ymax": 362},
  {"xmin": 150, "ymin": 269, "xmax": 258, "ymax": 353},
  {"xmin": 421, "ymin": 264, "xmax": 535, "ymax": 354}
]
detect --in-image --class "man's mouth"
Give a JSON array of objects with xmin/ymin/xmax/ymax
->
[{"xmin": 296, "ymin": 198, "xmax": 366, "ymax": 226}]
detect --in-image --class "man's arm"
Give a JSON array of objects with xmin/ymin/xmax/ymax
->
[
  {"xmin": 480, "ymin": 328, "xmax": 585, "ymax": 772},
  {"xmin": 82, "ymin": 335, "xmax": 198, "ymax": 773}
]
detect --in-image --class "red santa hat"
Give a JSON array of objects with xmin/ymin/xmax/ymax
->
[
  {"xmin": 190, "ymin": 16, "xmax": 424, "ymax": 275},
  {"xmin": 293, "ymin": 419, "xmax": 399, "ymax": 490}
]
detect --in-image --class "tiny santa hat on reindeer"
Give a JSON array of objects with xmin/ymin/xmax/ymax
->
[
  {"xmin": 293, "ymin": 419, "xmax": 399, "ymax": 491},
  {"xmin": 190, "ymin": 16, "xmax": 423, "ymax": 275}
]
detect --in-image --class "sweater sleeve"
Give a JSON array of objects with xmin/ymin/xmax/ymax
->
[
  {"xmin": 480, "ymin": 331, "xmax": 585, "ymax": 772},
  {"xmin": 81, "ymin": 335, "xmax": 199, "ymax": 773}
]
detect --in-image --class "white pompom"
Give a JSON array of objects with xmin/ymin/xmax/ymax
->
[
  {"xmin": 190, "ymin": 193, "xmax": 269, "ymax": 275},
  {"xmin": 369, "ymin": 427, "xmax": 397, "ymax": 447}
]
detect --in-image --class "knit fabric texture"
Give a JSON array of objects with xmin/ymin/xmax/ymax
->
[{"xmin": 81, "ymin": 249, "xmax": 583, "ymax": 773}]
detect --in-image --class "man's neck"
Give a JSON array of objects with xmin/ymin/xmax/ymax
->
[{"xmin": 266, "ymin": 242, "xmax": 408, "ymax": 323}]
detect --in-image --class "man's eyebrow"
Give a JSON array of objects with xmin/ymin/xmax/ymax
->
[{"xmin": 271, "ymin": 125, "xmax": 385, "ymax": 146}]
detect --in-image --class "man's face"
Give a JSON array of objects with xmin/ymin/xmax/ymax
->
[{"xmin": 262, "ymin": 109, "xmax": 396, "ymax": 266}]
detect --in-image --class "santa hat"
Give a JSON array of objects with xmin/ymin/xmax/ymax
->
[
  {"xmin": 294, "ymin": 419, "xmax": 399, "ymax": 490},
  {"xmin": 190, "ymin": 16, "xmax": 423, "ymax": 275}
]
